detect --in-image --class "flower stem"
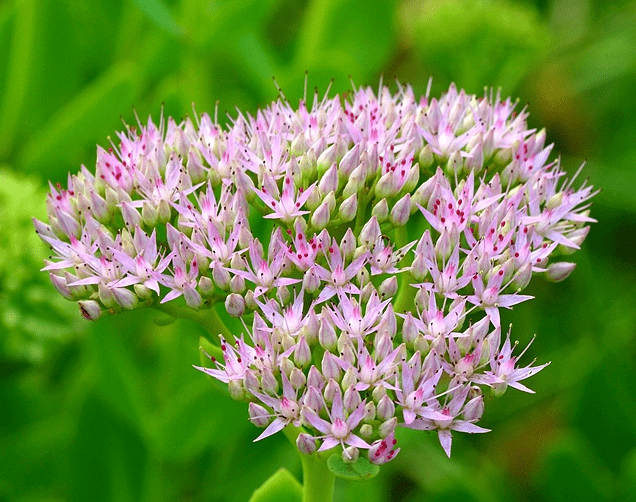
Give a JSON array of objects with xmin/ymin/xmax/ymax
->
[
  {"xmin": 283, "ymin": 425, "xmax": 335, "ymax": 502},
  {"xmin": 152, "ymin": 302, "xmax": 235, "ymax": 344},
  {"xmin": 299, "ymin": 451, "xmax": 335, "ymax": 502},
  {"xmin": 394, "ymin": 225, "xmax": 415, "ymax": 315}
]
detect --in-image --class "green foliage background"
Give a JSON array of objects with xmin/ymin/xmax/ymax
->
[{"xmin": 1, "ymin": 0, "xmax": 635, "ymax": 500}]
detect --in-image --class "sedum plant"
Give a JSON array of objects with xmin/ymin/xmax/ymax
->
[{"xmin": 34, "ymin": 80, "xmax": 596, "ymax": 501}]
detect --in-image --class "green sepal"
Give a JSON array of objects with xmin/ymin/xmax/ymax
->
[
  {"xmin": 248, "ymin": 468, "xmax": 302, "ymax": 502},
  {"xmin": 327, "ymin": 453, "xmax": 380, "ymax": 481}
]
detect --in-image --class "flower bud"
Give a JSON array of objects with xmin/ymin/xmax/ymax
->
[
  {"xmin": 342, "ymin": 164, "xmax": 366, "ymax": 198},
  {"xmin": 324, "ymin": 378, "xmax": 340, "ymax": 403},
  {"xmin": 290, "ymin": 367, "xmax": 307, "ymax": 390},
  {"xmin": 78, "ymin": 299, "xmax": 102, "ymax": 321},
  {"xmin": 378, "ymin": 276, "xmax": 398, "ymax": 299},
  {"xmin": 297, "ymin": 433, "xmax": 317, "ymax": 455},
  {"xmin": 372, "ymin": 385, "xmax": 387, "ymax": 403},
  {"xmin": 466, "ymin": 142, "xmax": 484, "ymax": 173},
  {"xmin": 134, "ymin": 283, "xmax": 153, "ymax": 300},
  {"xmin": 546, "ymin": 191, "xmax": 564, "ymax": 210},
  {"xmin": 342, "ymin": 446, "xmax": 359, "ymax": 464},
  {"xmin": 294, "ymin": 336, "xmax": 312, "ymax": 367},
  {"xmin": 49, "ymin": 273, "xmax": 75, "ymax": 300},
  {"xmin": 317, "ymin": 143, "xmax": 339, "ymax": 173},
  {"xmin": 343, "ymin": 387, "xmax": 362, "ymax": 413},
  {"xmin": 303, "ymin": 267, "xmax": 321, "ymax": 294},
  {"xmin": 463, "ymin": 395, "xmax": 484, "ymax": 422},
  {"xmin": 249, "ymin": 403, "xmax": 271, "ymax": 428},
  {"xmin": 322, "ymin": 353, "xmax": 342, "ymax": 381},
  {"xmin": 546, "ymin": 262, "xmax": 577, "ymax": 282},
  {"xmin": 98, "ymin": 282, "xmax": 117, "ymax": 308},
  {"xmin": 360, "ymin": 423, "xmax": 373, "ymax": 438},
  {"xmin": 401, "ymin": 165, "xmax": 420, "ymax": 194},
  {"xmin": 341, "ymin": 367, "xmax": 358, "ymax": 390},
  {"xmin": 512, "ymin": 262, "xmax": 533, "ymax": 290},
  {"xmin": 372, "ymin": 198, "xmax": 389, "ymax": 222},
  {"xmin": 419, "ymin": 144, "xmax": 434, "ymax": 171},
  {"xmin": 402, "ymin": 312, "xmax": 418, "ymax": 345},
  {"xmin": 261, "ymin": 368, "xmax": 279, "ymax": 395},
  {"xmin": 390, "ymin": 194, "xmax": 411, "ymax": 227},
  {"xmin": 559, "ymin": 226, "xmax": 590, "ymax": 254},
  {"xmin": 319, "ymin": 163, "xmax": 339, "ymax": 194},
  {"xmin": 339, "ymin": 144, "xmax": 360, "ymax": 177},
  {"xmin": 212, "ymin": 261, "xmax": 231, "ymax": 290},
  {"xmin": 375, "ymin": 171, "xmax": 395, "ymax": 199},
  {"xmin": 377, "ymin": 395, "xmax": 395, "ymax": 422},
  {"xmin": 141, "ymin": 201, "xmax": 157, "ymax": 227},
  {"xmin": 225, "ymin": 293, "xmax": 245, "ymax": 317},
  {"xmin": 340, "ymin": 228, "xmax": 356, "ymax": 261},
  {"xmin": 446, "ymin": 150, "xmax": 463, "ymax": 176},
  {"xmin": 183, "ymin": 283, "xmax": 203, "ymax": 309},
  {"xmin": 311, "ymin": 199, "xmax": 331, "ymax": 230},
  {"xmin": 338, "ymin": 193, "xmax": 357, "ymax": 222},
  {"xmin": 228, "ymin": 379, "xmax": 246, "ymax": 400},
  {"xmin": 359, "ymin": 216, "xmax": 380, "ymax": 248},
  {"xmin": 378, "ymin": 417, "xmax": 398, "ymax": 438},
  {"xmin": 414, "ymin": 334, "xmax": 430, "ymax": 355},
  {"xmin": 319, "ymin": 317, "xmax": 337, "ymax": 352},
  {"xmin": 229, "ymin": 274, "xmax": 245, "ymax": 293}
]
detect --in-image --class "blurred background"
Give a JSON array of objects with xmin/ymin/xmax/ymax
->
[{"xmin": 1, "ymin": 0, "xmax": 635, "ymax": 500}]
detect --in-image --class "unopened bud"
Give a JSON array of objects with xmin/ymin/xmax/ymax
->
[
  {"xmin": 78, "ymin": 299, "xmax": 102, "ymax": 321},
  {"xmin": 141, "ymin": 201, "xmax": 157, "ymax": 227},
  {"xmin": 319, "ymin": 319, "xmax": 337, "ymax": 351},
  {"xmin": 311, "ymin": 199, "xmax": 331, "ymax": 230},
  {"xmin": 338, "ymin": 194, "xmax": 357, "ymax": 222},
  {"xmin": 297, "ymin": 433, "xmax": 317, "ymax": 455},
  {"xmin": 228, "ymin": 379, "xmax": 246, "ymax": 400},
  {"xmin": 419, "ymin": 144, "xmax": 434, "ymax": 171},
  {"xmin": 390, "ymin": 194, "xmax": 411, "ymax": 227},
  {"xmin": 249, "ymin": 403, "xmax": 271, "ymax": 428},
  {"xmin": 321, "ymin": 353, "xmax": 341, "ymax": 381},
  {"xmin": 375, "ymin": 171, "xmax": 395, "ymax": 199},
  {"xmin": 546, "ymin": 262, "xmax": 577, "ymax": 282},
  {"xmin": 377, "ymin": 395, "xmax": 395, "ymax": 421},
  {"xmin": 463, "ymin": 396, "xmax": 484, "ymax": 422},
  {"xmin": 212, "ymin": 262, "xmax": 231, "ymax": 290},
  {"xmin": 359, "ymin": 423, "xmax": 374, "ymax": 438},
  {"xmin": 229, "ymin": 274, "xmax": 245, "ymax": 293},
  {"xmin": 378, "ymin": 417, "xmax": 398, "ymax": 438},
  {"xmin": 342, "ymin": 446, "xmax": 359, "ymax": 464},
  {"xmin": 446, "ymin": 150, "xmax": 463, "ymax": 176},
  {"xmin": 134, "ymin": 283, "xmax": 153, "ymax": 300},
  {"xmin": 372, "ymin": 198, "xmax": 389, "ymax": 222},
  {"xmin": 319, "ymin": 163, "xmax": 339, "ymax": 194},
  {"xmin": 379, "ymin": 276, "xmax": 398, "ymax": 298},
  {"xmin": 225, "ymin": 293, "xmax": 245, "ymax": 317}
]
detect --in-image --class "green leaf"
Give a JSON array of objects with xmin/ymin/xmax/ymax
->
[
  {"xmin": 327, "ymin": 453, "xmax": 380, "ymax": 481},
  {"xmin": 19, "ymin": 61, "xmax": 141, "ymax": 179},
  {"xmin": 131, "ymin": 0, "xmax": 184, "ymax": 37},
  {"xmin": 0, "ymin": 0, "xmax": 37, "ymax": 157},
  {"xmin": 248, "ymin": 468, "xmax": 302, "ymax": 502}
]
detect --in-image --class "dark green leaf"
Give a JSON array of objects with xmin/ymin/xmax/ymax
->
[
  {"xmin": 327, "ymin": 453, "xmax": 380, "ymax": 481},
  {"xmin": 249, "ymin": 468, "xmax": 302, "ymax": 502}
]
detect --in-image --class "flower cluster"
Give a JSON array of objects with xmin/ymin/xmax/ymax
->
[{"xmin": 35, "ymin": 81, "xmax": 595, "ymax": 461}]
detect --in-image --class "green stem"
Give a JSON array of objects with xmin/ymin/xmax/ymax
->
[
  {"xmin": 394, "ymin": 224, "xmax": 416, "ymax": 315},
  {"xmin": 152, "ymin": 302, "xmax": 235, "ymax": 343},
  {"xmin": 283, "ymin": 426, "xmax": 335, "ymax": 502},
  {"xmin": 354, "ymin": 188, "xmax": 368, "ymax": 236}
]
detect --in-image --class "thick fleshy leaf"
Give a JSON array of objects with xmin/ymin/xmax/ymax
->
[
  {"xmin": 327, "ymin": 453, "xmax": 380, "ymax": 481},
  {"xmin": 248, "ymin": 468, "xmax": 302, "ymax": 502}
]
